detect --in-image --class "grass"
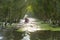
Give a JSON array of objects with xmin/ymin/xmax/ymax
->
[
  {"xmin": 38, "ymin": 21, "xmax": 60, "ymax": 31},
  {"xmin": 39, "ymin": 24, "xmax": 52, "ymax": 30},
  {"xmin": 51, "ymin": 27, "xmax": 60, "ymax": 31},
  {"xmin": 16, "ymin": 29, "xmax": 25, "ymax": 32}
]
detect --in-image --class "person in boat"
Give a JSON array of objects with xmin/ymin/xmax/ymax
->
[{"xmin": 25, "ymin": 18, "xmax": 29, "ymax": 23}]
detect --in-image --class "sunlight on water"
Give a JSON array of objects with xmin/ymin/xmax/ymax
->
[
  {"xmin": 19, "ymin": 15, "xmax": 41, "ymax": 32},
  {"xmin": 17, "ymin": 14, "xmax": 41, "ymax": 40},
  {"xmin": 21, "ymin": 16, "xmax": 40, "ymax": 40},
  {"xmin": 21, "ymin": 23, "xmax": 41, "ymax": 32},
  {"xmin": 22, "ymin": 26, "xmax": 40, "ymax": 32},
  {"xmin": 21, "ymin": 33, "xmax": 30, "ymax": 40},
  {"xmin": 0, "ymin": 36, "xmax": 3, "ymax": 40}
]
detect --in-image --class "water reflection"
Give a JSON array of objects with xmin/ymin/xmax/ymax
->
[
  {"xmin": 30, "ymin": 30, "xmax": 51, "ymax": 40},
  {"xmin": 0, "ymin": 30, "xmax": 60, "ymax": 40},
  {"xmin": 0, "ymin": 35, "xmax": 3, "ymax": 40},
  {"xmin": 21, "ymin": 33, "xmax": 30, "ymax": 40},
  {"xmin": 30, "ymin": 30, "xmax": 60, "ymax": 40},
  {"xmin": 4, "ymin": 30, "xmax": 23, "ymax": 40},
  {"xmin": 21, "ymin": 31, "xmax": 30, "ymax": 40}
]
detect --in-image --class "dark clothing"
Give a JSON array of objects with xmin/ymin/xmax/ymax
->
[{"xmin": 25, "ymin": 18, "xmax": 29, "ymax": 23}]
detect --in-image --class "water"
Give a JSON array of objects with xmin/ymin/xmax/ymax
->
[
  {"xmin": 0, "ymin": 33, "xmax": 3, "ymax": 40},
  {"xmin": 0, "ymin": 30, "xmax": 60, "ymax": 40},
  {"xmin": 19, "ymin": 17, "xmax": 40, "ymax": 32},
  {"xmin": 0, "ymin": 16, "xmax": 60, "ymax": 40},
  {"xmin": 0, "ymin": 31, "xmax": 4, "ymax": 40},
  {"xmin": 21, "ymin": 31, "xmax": 30, "ymax": 40}
]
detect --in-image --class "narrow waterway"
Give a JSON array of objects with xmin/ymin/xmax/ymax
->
[
  {"xmin": 0, "ymin": 30, "xmax": 60, "ymax": 40},
  {"xmin": 0, "ymin": 16, "xmax": 60, "ymax": 40}
]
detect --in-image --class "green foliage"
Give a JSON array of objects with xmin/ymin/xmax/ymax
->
[
  {"xmin": 31, "ymin": 0, "xmax": 60, "ymax": 25},
  {"xmin": 0, "ymin": 0, "xmax": 27, "ymax": 23},
  {"xmin": 0, "ymin": 0, "xmax": 60, "ymax": 25}
]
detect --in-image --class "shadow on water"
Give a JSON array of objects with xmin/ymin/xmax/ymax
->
[
  {"xmin": 30, "ymin": 30, "xmax": 51, "ymax": 40},
  {"xmin": 30, "ymin": 30, "xmax": 60, "ymax": 40},
  {"xmin": 0, "ymin": 29, "xmax": 60, "ymax": 40},
  {"xmin": 3, "ymin": 30, "xmax": 23, "ymax": 40}
]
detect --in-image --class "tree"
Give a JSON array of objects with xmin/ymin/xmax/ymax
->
[{"xmin": 0, "ymin": 0, "xmax": 28, "ymax": 27}]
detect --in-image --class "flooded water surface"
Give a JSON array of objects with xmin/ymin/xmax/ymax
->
[
  {"xmin": 0, "ymin": 16, "xmax": 60, "ymax": 40},
  {"xmin": 0, "ymin": 30, "xmax": 60, "ymax": 40}
]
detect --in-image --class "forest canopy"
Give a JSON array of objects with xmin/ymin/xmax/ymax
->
[{"xmin": 0, "ymin": 0, "xmax": 60, "ymax": 25}]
